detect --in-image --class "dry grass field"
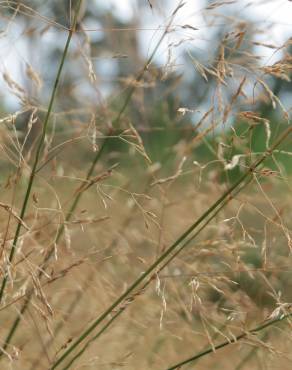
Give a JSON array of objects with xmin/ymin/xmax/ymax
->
[{"xmin": 0, "ymin": 1, "xmax": 292, "ymax": 369}]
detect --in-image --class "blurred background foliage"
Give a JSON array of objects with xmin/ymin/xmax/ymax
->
[{"xmin": 1, "ymin": 0, "xmax": 291, "ymax": 181}]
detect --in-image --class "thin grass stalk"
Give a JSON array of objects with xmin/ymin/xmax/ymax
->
[
  {"xmin": 57, "ymin": 177, "xmax": 253, "ymax": 370},
  {"xmin": 50, "ymin": 126, "xmax": 292, "ymax": 369},
  {"xmin": 166, "ymin": 314, "xmax": 292, "ymax": 370},
  {"xmin": 0, "ymin": 2, "xmax": 180, "ymax": 357},
  {"xmin": 0, "ymin": 295, "xmax": 30, "ymax": 354},
  {"xmin": 0, "ymin": 0, "xmax": 83, "ymax": 305}
]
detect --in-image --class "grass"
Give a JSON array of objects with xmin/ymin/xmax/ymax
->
[{"xmin": 0, "ymin": 1, "xmax": 292, "ymax": 369}]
